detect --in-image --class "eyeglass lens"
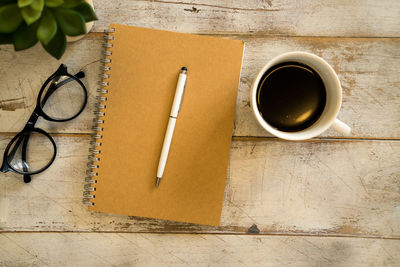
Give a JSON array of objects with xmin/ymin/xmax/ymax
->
[
  {"xmin": 7, "ymin": 131, "xmax": 55, "ymax": 173},
  {"xmin": 40, "ymin": 75, "xmax": 86, "ymax": 120}
]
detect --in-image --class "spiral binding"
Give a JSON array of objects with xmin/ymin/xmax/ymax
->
[{"xmin": 83, "ymin": 27, "xmax": 115, "ymax": 206}]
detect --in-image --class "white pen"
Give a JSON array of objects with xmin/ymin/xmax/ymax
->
[{"xmin": 156, "ymin": 67, "xmax": 188, "ymax": 188}]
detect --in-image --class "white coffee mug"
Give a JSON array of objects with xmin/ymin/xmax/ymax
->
[{"xmin": 250, "ymin": 51, "xmax": 351, "ymax": 140}]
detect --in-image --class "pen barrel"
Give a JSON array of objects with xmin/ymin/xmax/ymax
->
[
  {"xmin": 157, "ymin": 118, "xmax": 176, "ymax": 178},
  {"xmin": 170, "ymin": 73, "xmax": 187, "ymax": 117}
]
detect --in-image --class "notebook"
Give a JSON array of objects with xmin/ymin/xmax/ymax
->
[{"xmin": 84, "ymin": 24, "xmax": 245, "ymax": 226}]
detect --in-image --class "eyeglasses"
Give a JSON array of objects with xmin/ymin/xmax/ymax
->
[{"xmin": 1, "ymin": 64, "xmax": 87, "ymax": 183}]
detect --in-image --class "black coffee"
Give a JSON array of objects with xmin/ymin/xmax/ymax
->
[{"xmin": 256, "ymin": 62, "xmax": 326, "ymax": 132}]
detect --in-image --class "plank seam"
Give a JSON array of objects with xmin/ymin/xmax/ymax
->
[
  {"xmin": 1, "ymin": 231, "xmax": 399, "ymax": 240},
  {"xmin": 87, "ymin": 32, "xmax": 400, "ymax": 39},
  {"xmin": 0, "ymin": 132, "xmax": 399, "ymax": 142}
]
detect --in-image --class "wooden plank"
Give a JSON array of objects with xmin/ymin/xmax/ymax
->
[
  {"xmin": 0, "ymin": 135, "xmax": 398, "ymax": 238},
  {"xmin": 90, "ymin": 0, "xmax": 400, "ymax": 37},
  {"xmin": 0, "ymin": 35, "xmax": 399, "ymax": 138},
  {"xmin": 0, "ymin": 233, "xmax": 399, "ymax": 266}
]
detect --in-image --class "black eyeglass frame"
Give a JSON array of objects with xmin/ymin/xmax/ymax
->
[{"xmin": 0, "ymin": 64, "xmax": 87, "ymax": 183}]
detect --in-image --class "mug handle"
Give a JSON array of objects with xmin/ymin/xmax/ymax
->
[{"xmin": 331, "ymin": 118, "xmax": 351, "ymax": 135}]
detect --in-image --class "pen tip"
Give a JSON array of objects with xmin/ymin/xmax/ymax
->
[
  {"xmin": 156, "ymin": 177, "xmax": 161, "ymax": 188},
  {"xmin": 181, "ymin": 66, "xmax": 187, "ymax": 71}
]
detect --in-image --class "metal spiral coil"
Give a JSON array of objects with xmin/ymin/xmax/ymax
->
[
  {"xmin": 104, "ymin": 35, "xmax": 114, "ymax": 40},
  {"xmin": 87, "ymin": 163, "xmax": 99, "ymax": 169},
  {"xmin": 96, "ymin": 96, "xmax": 107, "ymax": 101},
  {"xmin": 92, "ymin": 126, "xmax": 104, "ymax": 131},
  {"xmin": 97, "ymin": 88, "xmax": 108, "ymax": 93},
  {"xmin": 94, "ymin": 111, "xmax": 105, "ymax": 116},
  {"xmin": 83, "ymin": 27, "xmax": 115, "ymax": 206},
  {"xmin": 85, "ymin": 177, "xmax": 97, "ymax": 183},
  {"xmin": 90, "ymin": 142, "xmax": 102, "ymax": 147},
  {"xmin": 88, "ymin": 155, "xmax": 100, "ymax": 162},
  {"xmin": 89, "ymin": 148, "xmax": 101, "ymax": 154}
]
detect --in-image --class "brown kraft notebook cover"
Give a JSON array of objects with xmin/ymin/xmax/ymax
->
[{"xmin": 87, "ymin": 24, "xmax": 244, "ymax": 226}]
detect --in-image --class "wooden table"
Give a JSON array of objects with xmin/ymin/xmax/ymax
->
[{"xmin": 1, "ymin": 1, "xmax": 399, "ymax": 265}]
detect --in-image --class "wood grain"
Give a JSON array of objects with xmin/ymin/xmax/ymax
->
[
  {"xmin": 1, "ymin": 1, "xmax": 399, "ymax": 265},
  {"xmin": 0, "ymin": 135, "xmax": 398, "ymax": 238},
  {"xmin": 1, "ymin": 233, "xmax": 399, "ymax": 266},
  {"xmin": 0, "ymin": 35, "xmax": 399, "ymax": 138},
  {"xmin": 90, "ymin": 0, "xmax": 400, "ymax": 37}
]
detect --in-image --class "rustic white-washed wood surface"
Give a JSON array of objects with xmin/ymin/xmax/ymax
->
[
  {"xmin": 1, "ymin": 35, "xmax": 399, "ymax": 138},
  {"xmin": 0, "ymin": 136, "xmax": 399, "ymax": 238},
  {"xmin": 0, "ymin": 0, "xmax": 399, "ymax": 265},
  {"xmin": 92, "ymin": 0, "xmax": 400, "ymax": 37},
  {"xmin": 1, "ymin": 233, "xmax": 399, "ymax": 266}
]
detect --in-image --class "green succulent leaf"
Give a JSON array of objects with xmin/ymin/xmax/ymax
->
[
  {"xmin": 45, "ymin": 0, "xmax": 63, "ymax": 7},
  {"xmin": 53, "ymin": 7, "xmax": 85, "ymax": 36},
  {"xmin": 30, "ymin": 0, "xmax": 44, "ymax": 11},
  {"xmin": 0, "ymin": 4, "xmax": 23, "ymax": 33},
  {"xmin": 13, "ymin": 21, "xmax": 39, "ymax": 50},
  {"xmin": 18, "ymin": 0, "xmax": 33, "ymax": 8},
  {"xmin": 21, "ymin": 5, "xmax": 42, "ymax": 24},
  {"xmin": 37, "ymin": 7, "xmax": 56, "ymax": 45},
  {"xmin": 0, "ymin": 33, "xmax": 13, "ymax": 44},
  {"xmin": 60, "ymin": 0, "xmax": 82, "ymax": 8},
  {"xmin": 41, "ymin": 27, "xmax": 65, "ymax": 59},
  {"xmin": 73, "ymin": 2, "xmax": 96, "ymax": 22}
]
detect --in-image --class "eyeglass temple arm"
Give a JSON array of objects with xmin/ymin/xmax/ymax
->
[
  {"xmin": 0, "ymin": 134, "xmax": 24, "ymax": 172},
  {"xmin": 6, "ymin": 134, "xmax": 25, "ymax": 162},
  {"xmin": 21, "ymin": 134, "xmax": 31, "ymax": 183},
  {"xmin": 3, "ymin": 133, "xmax": 32, "ymax": 183}
]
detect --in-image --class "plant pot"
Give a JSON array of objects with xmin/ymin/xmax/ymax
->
[{"xmin": 66, "ymin": 0, "xmax": 95, "ymax": 42}]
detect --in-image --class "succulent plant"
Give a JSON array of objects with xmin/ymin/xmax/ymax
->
[{"xmin": 0, "ymin": 0, "xmax": 97, "ymax": 59}]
